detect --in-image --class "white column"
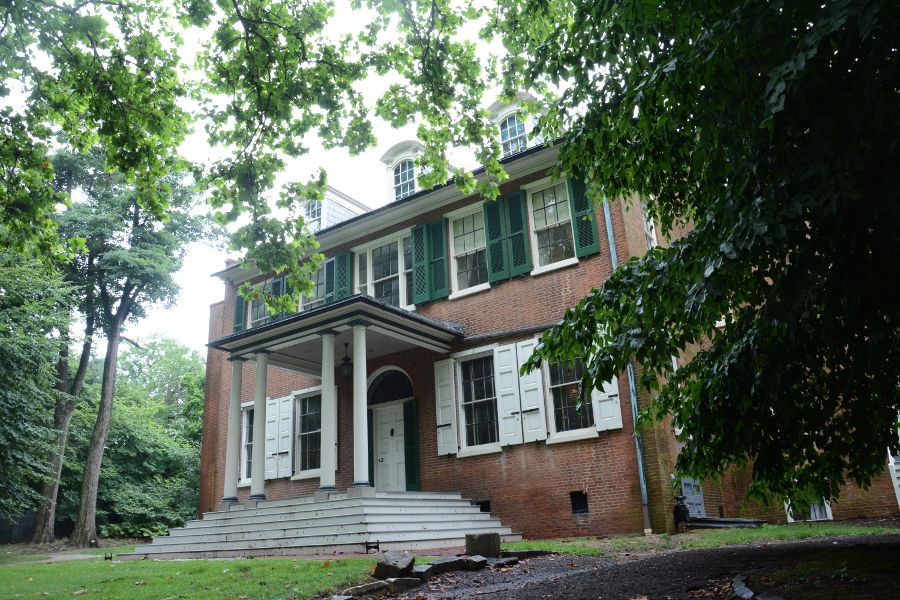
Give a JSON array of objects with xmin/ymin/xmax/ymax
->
[
  {"xmin": 250, "ymin": 351, "xmax": 269, "ymax": 500},
  {"xmin": 352, "ymin": 324, "xmax": 370, "ymax": 487},
  {"xmin": 319, "ymin": 333, "xmax": 337, "ymax": 490},
  {"xmin": 222, "ymin": 357, "xmax": 245, "ymax": 502}
]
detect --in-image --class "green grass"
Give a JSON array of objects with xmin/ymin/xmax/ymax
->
[
  {"xmin": 504, "ymin": 522, "xmax": 900, "ymax": 557},
  {"xmin": 0, "ymin": 549, "xmax": 50, "ymax": 566},
  {"xmin": 0, "ymin": 557, "xmax": 377, "ymax": 600},
  {"xmin": 81, "ymin": 545, "xmax": 136, "ymax": 556}
]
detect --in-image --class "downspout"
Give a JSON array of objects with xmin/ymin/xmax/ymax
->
[{"xmin": 602, "ymin": 200, "xmax": 653, "ymax": 535}]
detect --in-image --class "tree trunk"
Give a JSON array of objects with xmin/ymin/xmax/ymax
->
[
  {"xmin": 69, "ymin": 327, "xmax": 121, "ymax": 547},
  {"xmin": 32, "ymin": 318, "xmax": 94, "ymax": 545}
]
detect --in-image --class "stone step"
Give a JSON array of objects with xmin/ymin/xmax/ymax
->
[
  {"xmin": 122, "ymin": 533, "xmax": 523, "ymax": 560},
  {"xmin": 154, "ymin": 518, "xmax": 508, "ymax": 546},
  {"xmin": 177, "ymin": 511, "xmax": 495, "ymax": 535},
  {"xmin": 136, "ymin": 525, "xmax": 515, "ymax": 554},
  {"xmin": 192, "ymin": 503, "xmax": 485, "ymax": 528},
  {"xmin": 202, "ymin": 497, "xmax": 478, "ymax": 521}
]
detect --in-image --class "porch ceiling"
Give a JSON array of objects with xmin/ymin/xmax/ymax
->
[{"xmin": 208, "ymin": 295, "xmax": 463, "ymax": 376}]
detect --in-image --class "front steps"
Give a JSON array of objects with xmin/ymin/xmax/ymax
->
[{"xmin": 122, "ymin": 491, "xmax": 521, "ymax": 559}]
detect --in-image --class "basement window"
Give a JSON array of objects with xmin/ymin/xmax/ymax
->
[
  {"xmin": 474, "ymin": 500, "xmax": 491, "ymax": 513},
  {"xmin": 570, "ymin": 491, "xmax": 589, "ymax": 515}
]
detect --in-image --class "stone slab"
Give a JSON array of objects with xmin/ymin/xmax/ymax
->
[
  {"xmin": 465, "ymin": 555, "xmax": 488, "ymax": 571},
  {"xmin": 431, "ymin": 556, "xmax": 466, "ymax": 574},
  {"xmin": 341, "ymin": 580, "xmax": 388, "ymax": 597},
  {"xmin": 501, "ymin": 549, "xmax": 552, "ymax": 559},
  {"xmin": 387, "ymin": 577, "xmax": 422, "ymax": 593},
  {"xmin": 465, "ymin": 532, "xmax": 501, "ymax": 558},
  {"xmin": 490, "ymin": 556, "xmax": 519, "ymax": 568},
  {"xmin": 412, "ymin": 563, "xmax": 434, "ymax": 581},
  {"xmin": 373, "ymin": 550, "xmax": 415, "ymax": 579}
]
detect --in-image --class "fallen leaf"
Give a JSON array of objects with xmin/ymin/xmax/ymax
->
[
  {"xmin": 73, "ymin": 589, "xmax": 87, "ymax": 596},
  {"xmin": 323, "ymin": 560, "xmax": 332, "ymax": 567},
  {"xmin": 133, "ymin": 580, "xmax": 147, "ymax": 586},
  {"xmin": 26, "ymin": 577, "xmax": 33, "ymax": 581}
]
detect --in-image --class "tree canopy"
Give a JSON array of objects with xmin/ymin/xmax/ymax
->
[{"xmin": 1, "ymin": 0, "xmax": 897, "ymax": 507}]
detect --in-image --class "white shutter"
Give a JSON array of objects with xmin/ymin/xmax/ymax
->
[
  {"xmin": 264, "ymin": 397, "xmax": 278, "ymax": 480},
  {"xmin": 515, "ymin": 338, "xmax": 547, "ymax": 442},
  {"xmin": 593, "ymin": 375, "xmax": 623, "ymax": 431},
  {"xmin": 494, "ymin": 344, "xmax": 524, "ymax": 446},
  {"xmin": 277, "ymin": 396, "xmax": 293, "ymax": 478},
  {"xmin": 434, "ymin": 359, "xmax": 458, "ymax": 455}
]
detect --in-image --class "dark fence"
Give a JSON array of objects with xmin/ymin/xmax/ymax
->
[{"xmin": 0, "ymin": 511, "xmax": 36, "ymax": 544}]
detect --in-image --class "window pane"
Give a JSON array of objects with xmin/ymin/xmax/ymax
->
[
  {"xmin": 461, "ymin": 357, "xmax": 498, "ymax": 446},
  {"xmin": 394, "ymin": 160, "xmax": 416, "ymax": 201},
  {"xmin": 549, "ymin": 361, "xmax": 594, "ymax": 432},
  {"xmin": 298, "ymin": 395, "xmax": 322, "ymax": 471},
  {"xmin": 537, "ymin": 223, "xmax": 575, "ymax": 266},
  {"xmin": 403, "ymin": 236, "xmax": 413, "ymax": 305}
]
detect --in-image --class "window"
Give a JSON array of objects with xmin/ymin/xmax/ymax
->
[
  {"xmin": 460, "ymin": 356, "xmax": 498, "ymax": 447},
  {"xmin": 570, "ymin": 491, "xmax": 589, "ymax": 514},
  {"xmin": 530, "ymin": 182, "xmax": 576, "ymax": 267},
  {"xmin": 242, "ymin": 408, "xmax": 254, "ymax": 481},
  {"xmin": 548, "ymin": 360, "xmax": 594, "ymax": 432},
  {"xmin": 296, "ymin": 394, "xmax": 322, "ymax": 472},
  {"xmin": 356, "ymin": 234, "xmax": 415, "ymax": 308},
  {"xmin": 499, "ymin": 113, "xmax": 528, "ymax": 157},
  {"xmin": 304, "ymin": 201, "xmax": 322, "ymax": 232},
  {"xmin": 393, "ymin": 159, "xmax": 416, "ymax": 201},
  {"xmin": 302, "ymin": 264, "xmax": 328, "ymax": 310},
  {"xmin": 451, "ymin": 211, "xmax": 488, "ymax": 291}
]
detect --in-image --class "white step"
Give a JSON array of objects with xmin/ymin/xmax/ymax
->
[
  {"xmin": 136, "ymin": 525, "xmax": 514, "ymax": 554},
  {"xmin": 128, "ymin": 491, "xmax": 517, "ymax": 559}
]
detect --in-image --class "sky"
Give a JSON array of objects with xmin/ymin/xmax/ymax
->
[{"xmin": 127, "ymin": 1, "xmax": 493, "ymax": 353}]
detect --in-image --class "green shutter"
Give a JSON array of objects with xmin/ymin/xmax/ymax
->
[
  {"xmin": 483, "ymin": 199, "xmax": 509, "ymax": 282},
  {"xmin": 367, "ymin": 409, "xmax": 374, "ymax": 486},
  {"xmin": 427, "ymin": 219, "xmax": 449, "ymax": 300},
  {"xmin": 403, "ymin": 399, "xmax": 421, "ymax": 491},
  {"xmin": 334, "ymin": 252, "xmax": 353, "ymax": 300},
  {"xmin": 411, "ymin": 224, "xmax": 430, "ymax": 304},
  {"xmin": 504, "ymin": 191, "xmax": 533, "ymax": 277},
  {"xmin": 232, "ymin": 293, "xmax": 246, "ymax": 333},
  {"xmin": 269, "ymin": 277, "xmax": 284, "ymax": 322},
  {"xmin": 281, "ymin": 275, "xmax": 297, "ymax": 319},
  {"xmin": 567, "ymin": 178, "xmax": 601, "ymax": 257},
  {"xmin": 324, "ymin": 259, "xmax": 336, "ymax": 304}
]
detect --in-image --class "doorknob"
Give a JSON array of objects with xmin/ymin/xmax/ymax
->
[{"xmin": 378, "ymin": 457, "xmax": 384, "ymax": 462}]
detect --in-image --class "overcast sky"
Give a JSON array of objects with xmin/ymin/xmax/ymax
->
[{"xmin": 128, "ymin": 1, "xmax": 493, "ymax": 353}]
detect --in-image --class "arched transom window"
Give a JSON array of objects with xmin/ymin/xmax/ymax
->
[
  {"xmin": 393, "ymin": 159, "xmax": 416, "ymax": 201},
  {"xmin": 500, "ymin": 113, "xmax": 528, "ymax": 157}
]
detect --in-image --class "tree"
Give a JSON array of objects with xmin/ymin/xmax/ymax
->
[
  {"xmin": 55, "ymin": 149, "xmax": 207, "ymax": 546},
  {"xmin": 0, "ymin": 0, "xmax": 190, "ymax": 255},
  {"xmin": 497, "ymin": 0, "xmax": 898, "ymax": 504},
  {"xmin": 0, "ymin": 253, "xmax": 69, "ymax": 521},
  {"xmin": 56, "ymin": 340, "xmax": 204, "ymax": 538}
]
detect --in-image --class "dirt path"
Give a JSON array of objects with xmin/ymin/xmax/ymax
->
[{"xmin": 393, "ymin": 534, "xmax": 900, "ymax": 600}]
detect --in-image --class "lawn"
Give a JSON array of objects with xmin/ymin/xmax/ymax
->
[
  {"xmin": 503, "ymin": 521, "xmax": 900, "ymax": 557},
  {"xmin": 0, "ymin": 556, "xmax": 377, "ymax": 600}
]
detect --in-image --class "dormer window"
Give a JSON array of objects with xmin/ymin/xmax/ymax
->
[
  {"xmin": 304, "ymin": 200, "xmax": 322, "ymax": 232},
  {"xmin": 499, "ymin": 113, "xmax": 528, "ymax": 157},
  {"xmin": 393, "ymin": 159, "xmax": 416, "ymax": 201}
]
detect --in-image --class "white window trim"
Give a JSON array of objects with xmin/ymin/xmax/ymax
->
[
  {"xmin": 392, "ymin": 158, "xmax": 418, "ymax": 201},
  {"xmin": 495, "ymin": 109, "xmax": 529, "ymax": 158},
  {"xmin": 448, "ymin": 281, "xmax": 491, "ymax": 301},
  {"xmin": 293, "ymin": 385, "xmax": 323, "ymax": 479},
  {"xmin": 543, "ymin": 362, "xmax": 600, "ymax": 444},
  {"xmin": 455, "ymin": 347, "xmax": 503, "ymax": 454},
  {"xmin": 238, "ymin": 401, "xmax": 254, "ymax": 488},
  {"xmin": 525, "ymin": 179, "xmax": 580, "ymax": 274},
  {"xmin": 352, "ymin": 229, "xmax": 416, "ymax": 311},
  {"xmin": 447, "ymin": 205, "xmax": 490, "ymax": 297}
]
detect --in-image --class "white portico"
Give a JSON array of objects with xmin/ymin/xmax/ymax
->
[{"xmin": 212, "ymin": 295, "xmax": 462, "ymax": 503}]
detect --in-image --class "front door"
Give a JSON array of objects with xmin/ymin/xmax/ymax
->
[
  {"xmin": 681, "ymin": 477, "xmax": 705, "ymax": 517},
  {"xmin": 373, "ymin": 402, "xmax": 406, "ymax": 491}
]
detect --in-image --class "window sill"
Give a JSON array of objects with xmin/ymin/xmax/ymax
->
[
  {"xmin": 456, "ymin": 445, "xmax": 502, "ymax": 458},
  {"xmin": 448, "ymin": 282, "xmax": 491, "ymax": 301},
  {"xmin": 291, "ymin": 469, "xmax": 321, "ymax": 481},
  {"xmin": 238, "ymin": 481, "xmax": 250, "ymax": 488},
  {"xmin": 545, "ymin": 429, "xmax": 599, "ymax": 445},
  {"xmin": 530, "ymin": 257, "xmax": 579, "ymax": 277}
]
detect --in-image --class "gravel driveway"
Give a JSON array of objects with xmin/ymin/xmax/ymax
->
[{"xmin": 392, "ymin": 534, "xmax": 900, "ymax": 600}]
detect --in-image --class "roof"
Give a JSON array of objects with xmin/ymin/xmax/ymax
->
[{"xmin": 212, "ymin": 141, "xmax": 558, "ymax": 283}]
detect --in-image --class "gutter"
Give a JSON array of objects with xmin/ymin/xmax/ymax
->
[{"xmin": 603, "ymin": 200, "xmax": 653, "ymax": 535}]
